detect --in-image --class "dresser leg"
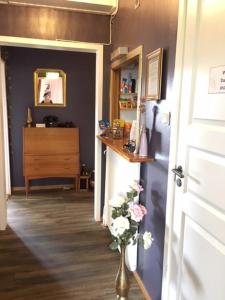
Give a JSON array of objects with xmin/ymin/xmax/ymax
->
[
  {"xmin": 75, "ymin": 175, "xmax": 79, "ymax": 192},
  {"xmin": 74, "ymin": 176, "xmax": 77, "ymax": 191},
  {"xmin": 25, "ymin": 178, "xmax": 29, "ymax": 197}
]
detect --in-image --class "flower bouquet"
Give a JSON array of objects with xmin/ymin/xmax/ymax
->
[
  {"xmin": 109, "ymin": 181, "xmax": 153, "ymax": 251},
  {"xmin": 109, "ymin": 181, "xmax": 153, "ymax": 299}
]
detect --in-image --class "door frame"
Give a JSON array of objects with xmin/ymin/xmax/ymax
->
[
  {"xmin": 161, "ymin": 0, "xmax": 187, "ymax": 298},
  {"xmin": 0, "ymin": 35, "xmax": 103, "ymax": 228}
]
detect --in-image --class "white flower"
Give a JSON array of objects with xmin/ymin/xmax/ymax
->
[
  {"xmin": 143, "ymin": 231, "xmax": 153, "ymax": 250},
  {"xmin": 130, "ymin": 180, "xmax": 144, "ymax": 193},
  {"xmin": 109, "ymin": 195, "xmax": 126, "ymax": 207},
  {"xmin": 111, "ymin": 216, "xmax": 130, "ymax": 237}
]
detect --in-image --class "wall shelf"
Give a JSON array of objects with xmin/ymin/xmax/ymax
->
[
  {"xmin": 120, "ymin": 93, "xmax": 137, "ymax": 97},
  {"xmin": 97, "ymin": 135, "xmax": 154, "ymax": 163},
  {"xmin": 120, "ymin": 108, "xmax": 137, "ymax": 111}
]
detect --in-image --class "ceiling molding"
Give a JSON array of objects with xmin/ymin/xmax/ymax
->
[{"xmin": 0, "ymin": 0, "xmax": 118, "ymax": 15}]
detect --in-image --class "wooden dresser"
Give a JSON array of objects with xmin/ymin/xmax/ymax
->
[{"xmin": 23, "ymin": 128, "xmax": 80, "ymax": 195}]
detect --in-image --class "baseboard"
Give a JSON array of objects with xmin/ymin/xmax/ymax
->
[
  {"xmin": 12, "ymin": 184, "xmax": 74, "ymax": 192},
  {"xmin": 133, "ymin": 271, "xmax": 152, "ymax": 300}
]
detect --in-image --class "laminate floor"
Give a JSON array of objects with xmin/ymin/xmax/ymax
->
[{"xmin": 0, "ymin": 190, "xmax": 144, "ymax": 300}]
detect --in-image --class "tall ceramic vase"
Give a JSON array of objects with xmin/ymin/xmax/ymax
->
[
  {"xmin": 115, "ymin": 245, "xmax": 130, "ymax": 300},
  {"xmin": 139, "ymin": 126, "xmax": 148, "ymax": 157}
]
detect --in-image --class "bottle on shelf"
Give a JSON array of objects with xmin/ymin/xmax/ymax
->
[{"xmin": 128, "ymin": 73, "xmax": 132, "ymax": 93}]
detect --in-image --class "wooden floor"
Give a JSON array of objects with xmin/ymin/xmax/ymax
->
[{"xmin": 0, "ymin": 190, "xmax": 144, "ymax": 300}]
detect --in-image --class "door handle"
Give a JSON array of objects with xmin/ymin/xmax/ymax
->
[{"xmin": 171, "ymin": 166, "xmax": 184, "ymax": 178}]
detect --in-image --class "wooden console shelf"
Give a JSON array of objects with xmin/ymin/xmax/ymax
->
[{"xmin": 97, "ymin": 135, "xmax": 154, "ymax": 163}]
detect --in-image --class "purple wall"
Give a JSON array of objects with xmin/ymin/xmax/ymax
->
[
  {"xmin": 110, "ymin": 1, "xmax": 178, "ymax": 299},
  {"xmin": 3, "ymin": 46, "xmax": 96, "ymax": 188}
]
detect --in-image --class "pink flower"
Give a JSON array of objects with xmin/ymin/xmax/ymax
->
[{"xmin": 129, "ymin": 203, "xmax": 147, "ymax": 222}]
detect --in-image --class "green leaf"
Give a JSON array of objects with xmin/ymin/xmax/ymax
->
[
  {"xmin": 109, "ymin": 241, "xmax": 119, "ymax": 250},
  {"xmin": 126, "ymin": 192, "xmax": 133, "ymax": 200},
  {"xmin": 133, "ymin": 190, "xmax": 138, "ymax": 197}
]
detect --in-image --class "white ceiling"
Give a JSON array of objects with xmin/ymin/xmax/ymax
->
[{"xmin": 0, "ymin": 0, "xmax": 118, "ymax": 15}]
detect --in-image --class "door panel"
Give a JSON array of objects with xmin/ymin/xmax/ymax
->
[
  {"xmin": 183, "ymin": 194, "xmax": 225, "ymax": 243},
  {"xmin": 187, "ymin": 148, "xmax": 225, "ymax": 210},
  {"xmin": 187, "ymin": 124, "xmax": 225, "ymax": 156},
  {"xmin": 193, "ymin": 2, "xmax": 225, "ymax": 121},
  {"xmin": 181, "ymin": 217, "xmax": 225, "ymax": 300},
  {"xmin": 165, "ymin": 0, "xmax": 225, "ymax": 299}
]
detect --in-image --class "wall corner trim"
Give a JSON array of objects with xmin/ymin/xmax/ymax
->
[{"xmin": 133, "ymin": 271, "xmax": 152, "ymax": 300}]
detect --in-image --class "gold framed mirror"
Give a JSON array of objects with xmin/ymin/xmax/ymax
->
[{"xmin": 34, "ymin": 68, "xmax": 66, "ymax": 107}]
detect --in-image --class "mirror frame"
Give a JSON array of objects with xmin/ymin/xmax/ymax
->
[{"xmin": 34, "ymin": 68, "xmax": 66, "ymax": 107}]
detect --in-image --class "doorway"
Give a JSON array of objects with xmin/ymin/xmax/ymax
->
[{"xmin": 0, "ymin": 36, "xmax": 103, "ymax": 229}]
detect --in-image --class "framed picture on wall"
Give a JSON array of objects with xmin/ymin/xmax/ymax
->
[
  {"xmin": 34, "ymin": 68, "xmax": 66, "ymax": 107},
  {"xmin": 145, "ymin": 48, "xmax": 163, "ymax": 100}
]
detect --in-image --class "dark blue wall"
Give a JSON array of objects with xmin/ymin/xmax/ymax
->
[
  {"xmin": 111, "ymin": 1, "xmax": 178, "ymax": 299},
  {"xmin": 4, "ymin": 47, "xmax": 96, "ymax": 188}
]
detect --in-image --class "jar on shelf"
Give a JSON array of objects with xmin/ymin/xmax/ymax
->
[{"xmin": 124, "ymin": 122, "xmax": 132, "ymax": 139}]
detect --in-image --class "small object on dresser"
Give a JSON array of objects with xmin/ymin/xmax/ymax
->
[
  {"xmin": 36, "ymin": 123, "xmax": 46, "ymax": 128},
  {"xmin": 26, "ymin": 107, "xmax": 32, "ymax": 127},
  {"xmin": 57, "ymin": 122, "xmax": 74, "ymax": 128},
  {"xmin": 43, "ymin": 115, "xmax": 58, "ymax": 127}
]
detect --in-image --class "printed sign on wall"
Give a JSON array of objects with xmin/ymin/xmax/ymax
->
[{"xmin": 209, "ymin": 66, "xmax": 225, "ymax": 94}]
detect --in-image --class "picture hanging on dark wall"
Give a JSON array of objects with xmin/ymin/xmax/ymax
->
[{"xmin": 145, "ymin": 48, "xmax": 163, "ymax": 100}]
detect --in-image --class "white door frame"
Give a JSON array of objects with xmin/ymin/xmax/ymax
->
[
  {"xmin": 0, "ymin": 49, "xmax": 7, "ymax": 230},
  {"xmin": 161, "ymin": 0, "xmax": 187, "ymax": 298},
  {"xmin": 0, "ymin": 36, "xmax": 103, "ymax": 228},
  {"xmin": 0, "ymin": 56, "xmax": 11, "ymax": 196}
]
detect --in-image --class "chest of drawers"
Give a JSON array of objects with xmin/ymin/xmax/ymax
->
[{"xmin": 23, "ymin": 128, "xmax": 80, "ymax": 195}]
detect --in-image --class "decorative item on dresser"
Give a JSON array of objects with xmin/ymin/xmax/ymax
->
[
  {"xmin": 26, "ymin": 107, "xmax": 32, "ymax": 128},
  {"xmin": 23, "ymin": 128, "xmax": 80, "ymax": 196}
]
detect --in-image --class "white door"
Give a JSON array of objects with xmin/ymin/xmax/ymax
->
[
  {"xmin": 162, "ymin": 0, "xmax": 225, "ymax": 299},
  {"xmin": 0, "ymin": 53, "xmax": 7, "ymax": 230}
]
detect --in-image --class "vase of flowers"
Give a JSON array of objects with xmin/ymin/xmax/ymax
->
[
  {"xmin": 109, "ymin": 181, "xmax": 153, "ymax": 300},
  {"xmin": 115, "ymin": 243, "xmax": 129, "ymax": 299}
]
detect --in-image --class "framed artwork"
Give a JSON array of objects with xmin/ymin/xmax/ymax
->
[
  {"xmin": 34, "ymin": 68, "xmax": 66, "ymax": 107},
  {"xmin": 145, "ymin": 48, "xmax": 163, "ymax": 100}
]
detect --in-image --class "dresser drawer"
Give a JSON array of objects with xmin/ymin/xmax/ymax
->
[{"xmin": 24, "ymin": 155, "xmax": 80, "ymax": 176}]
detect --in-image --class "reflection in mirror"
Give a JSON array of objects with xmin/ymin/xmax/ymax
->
[{"xmin": 34, "ymin": 69, "xmax": 66, "ymax": 107}]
